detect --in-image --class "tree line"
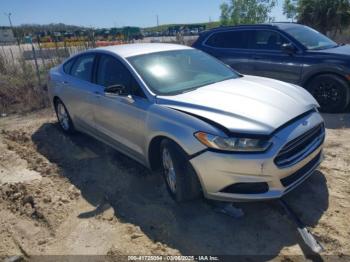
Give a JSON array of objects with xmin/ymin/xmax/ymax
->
[{"xmin": 220, "ymin": 0, "xmax": 350, "ymax": 36}]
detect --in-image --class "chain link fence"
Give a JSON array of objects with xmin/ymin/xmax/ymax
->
[
  {"xmin": 0, "ymin": 40, "xmax": 93, "ymax": 114},
  {"xmin": 0, "ymin": 35, "xmax": 197, "ymax": 115}
]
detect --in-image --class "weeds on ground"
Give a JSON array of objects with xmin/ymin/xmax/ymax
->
[{"xmin": 0, "ymin": 52, "xmax": 55, "ymax": 115}]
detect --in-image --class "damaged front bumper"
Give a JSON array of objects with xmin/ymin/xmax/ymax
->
[{"xmin": 190, "ymin": 111, "xmax": 325, "ymax": 202}]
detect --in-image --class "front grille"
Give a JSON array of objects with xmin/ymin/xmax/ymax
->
[
  {"xmin": 275, "ymin": 123, "xmax": 325, "ymax": 168},
  {"xmin": 281, "ymin": 152, "xmax": 321, "ymax": 187}
]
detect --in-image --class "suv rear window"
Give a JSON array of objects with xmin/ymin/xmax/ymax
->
[{"xmin": 206, "ymin": 30, "xmax": 250, "ymax": 49}]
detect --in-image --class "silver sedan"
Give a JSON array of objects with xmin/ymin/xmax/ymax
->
[{"xmin": 48, "ymin": 43, "xmax": 325, "ymax": 202}]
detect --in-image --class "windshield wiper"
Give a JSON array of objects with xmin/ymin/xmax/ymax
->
[
  {"xmin": 180, "ymin": 87, "xmax": 199, "ymax": 94},
  {"xmin": 312, "ymin": 44, "xmax": 339, "ymax": 50},
  {"xmin": 175, "ymin": 77, "xmax": 235, "ymax": 95},
  {"xmin": 330, "ymin": 44, "xmax": 340, "ymax": 48}
]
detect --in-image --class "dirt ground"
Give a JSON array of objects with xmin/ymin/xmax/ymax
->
[{"xmin": 0, "ymin": 109, "xmax": 349, "ymax": 261}]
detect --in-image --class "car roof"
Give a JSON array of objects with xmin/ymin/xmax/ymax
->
[
  {"xmin": 271, "ymin": 22, "xmax": 306, "ymax": 30},
  {"xmin": 95, "ymin": 43, "xmax": 192, "ymax": 58},
  {"xmin": 200, "ymin": 22, "xmax": 304, "ymax": 34}
]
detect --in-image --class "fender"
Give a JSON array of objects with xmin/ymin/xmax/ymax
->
[
  {"xmin": 144, "ymin": 104, "xmax": 227, "ymax": 166},
  {"xmin": 301, "ymin": 63, "xmax": 350, "ymax": 87}
]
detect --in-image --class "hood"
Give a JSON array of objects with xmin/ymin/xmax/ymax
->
[
  {"xmin": 156, "ymin": 75, "xmax": 319, "ymax": 135},
  {"xmin": 310, "ymin": 44, "xmax": 350, "ymax": 56}
]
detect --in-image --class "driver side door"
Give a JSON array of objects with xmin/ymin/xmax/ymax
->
[
  {"xmin": 92, "ymin": 54, "xmax": 150, "ymax": 164},
  {"xmin": 249, "ymin": 30, "xmax": 303, "ymax": 84}
]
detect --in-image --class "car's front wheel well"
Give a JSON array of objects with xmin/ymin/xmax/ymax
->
[
  {"xmin": 148, "ymin": 136, "xmax": 173, "ymax": 171},
  {"xmin": 303, "ymin": 72, "xmax": 349, "ymax": 88},
  {"xmin": 149, "ymin": 136, "xmax": 203, "ymax": 202}
]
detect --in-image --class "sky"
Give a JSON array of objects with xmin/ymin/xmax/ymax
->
[{"xmin": 0, "ymin": 0, "xmax": 287, "ymax": 28}]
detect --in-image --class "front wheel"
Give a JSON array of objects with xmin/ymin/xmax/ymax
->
[
  {"xmin": 306, "ymin": 74, "xmax": 350, "ymax": 113},
  {"xmin": 160, "ymin": 139, "xmax": 202, "ymax": 202}
]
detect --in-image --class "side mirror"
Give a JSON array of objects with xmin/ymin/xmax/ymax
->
[
  {"xmin": 104, "ymin": 84, "xmax": 128, "ymax": 96},
  {"xmin": 281, "ymin": 43, "xmax": 296, "ymax": 54}
]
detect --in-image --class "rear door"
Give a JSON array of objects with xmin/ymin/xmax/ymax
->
[
  {"xmin": 200, "ymin": 29, "xmax": 255, "ymax": 74},
  {"xmin": 249, "ymin": 29, "xmax": 303, "ymax": 84},
  {"xmin": 60, "ymin": 53, "xmax": 101, "ymax": 129}
]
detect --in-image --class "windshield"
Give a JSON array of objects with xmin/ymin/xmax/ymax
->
[
  {"xmin": 127, "ymin": 49, "xmax": 239, "ymax": 95},
  {"xmin": 284, "ymin": 25, "xmax": 338, "ymax": 50}
]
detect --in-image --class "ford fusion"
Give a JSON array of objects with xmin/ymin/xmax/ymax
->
[{"xmin": 48, "ymin": 43, "xmax": 325, "ymax": 202}]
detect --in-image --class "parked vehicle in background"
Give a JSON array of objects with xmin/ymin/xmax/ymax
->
[
  {"xmin": 48, "ymin": 43, "xmax": 325, "ymax": 203},
  {"xmin": 193, "ymin": 23, "xmax": 350, "ymax": 113}
]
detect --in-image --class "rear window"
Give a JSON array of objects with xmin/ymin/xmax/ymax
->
[
  {"xmin": 205, "ymin": 30, "xmax": 250, "ymax": 49},
  {"xmin": 70, "ymin": 54, "xmax": 95, "ymax": 82},
  {"xmin": 63, "ymin": 58, "xmax": 75, "ymax": 74}
]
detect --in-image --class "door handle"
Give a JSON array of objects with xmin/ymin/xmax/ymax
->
[
  {"xmin": 62, "ymin": 81, "xmax": 69, "ymax": 85},
  {"xmin": 253, "ymin": 55, "xmax": 264, "ymax": 60}
]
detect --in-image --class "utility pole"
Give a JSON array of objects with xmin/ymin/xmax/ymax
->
[
  {"xmin": 156, "ymin": 14, "xmax": 159, "ymax": 27},
  {"xmin": 4, "ymin": 12, "xmax": 13, "ymax": 29},
  {"xmin": 4, "ymin": 12, "xmax": 21, "ymax": 46}
]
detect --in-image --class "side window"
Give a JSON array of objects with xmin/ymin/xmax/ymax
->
[
  {"xmin": 206, "ymin": 30, "xmax": 250, "ymax": 49},
  {"xmin": 71, "ymin": 54, "xmax": 95, "ymax": 82},
  {"xmin": 63, "ymin": 58, "xmax": 75, "ymax": 74},
  {"xmin": 97, "ymin": 55, "xmax": 146, "ymax": 98},
  {"xmin": 252, "ymin": 30, "xmax": 290, "ymax": 50},
  {"xmin": 130, "ymin": 77, "xmax": 146, "ymax": 98}
]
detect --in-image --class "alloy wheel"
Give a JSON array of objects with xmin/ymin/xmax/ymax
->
[
  {"xmin": 162, "ymin": 147, "xmax": 177, "ymax": 194},
  {"xmin": 312, "ymin": 81, "xmax": 341, "ymax": 107},
  {"xmin": 56, "ymin": 102, "xmax": 70, "ymax": 131}
]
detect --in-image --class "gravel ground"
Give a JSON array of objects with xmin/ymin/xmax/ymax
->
[{"xmin": 0, "ymin": 109, "xmax": 349, "ymax": 261}]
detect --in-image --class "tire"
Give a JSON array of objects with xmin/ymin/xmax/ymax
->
[
  {"xmin": 306, "ymin": 74, "xmax": 350, "ymax": 113},
  {"xmin": 160, "ymin": 139, "xmax": 202, "ymax": 202},
  {"xmin": 54, "ymin": 99, "xmax": 75, "ymax": 133}
]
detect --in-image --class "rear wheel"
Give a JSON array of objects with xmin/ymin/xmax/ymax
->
[
  {"xmin": 160, "ymin": 139, "xmax": 202, "ymax": 202},
  {"xmin": 54, "ymin": 99, "xmax": 75, "ymax": 133},
  {"xmin": 306, "ymin": 74, "xmax": 349, "ymax": 113}
]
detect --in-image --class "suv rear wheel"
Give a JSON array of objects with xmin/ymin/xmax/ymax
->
[{"xmin": 306, "ymin": 74, "xmax": 350, "ymax": 113}]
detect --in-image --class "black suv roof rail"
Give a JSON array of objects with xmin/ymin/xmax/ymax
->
[{"xmin": 200, "ymin": 22, "xmax": 300, "ymax": 35}]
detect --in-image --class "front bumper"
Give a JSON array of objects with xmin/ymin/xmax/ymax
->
[{"xmin": 190, "ymin": 111, "xmax": 325, "ymax": 202}]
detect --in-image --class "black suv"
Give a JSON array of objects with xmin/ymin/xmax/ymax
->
[{"xmin": 193, "ymin": 23, "xmax": 350, "ymax": 112}]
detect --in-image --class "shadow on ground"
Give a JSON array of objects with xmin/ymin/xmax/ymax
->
[
  {"xmin": 322, "ymin": 113, "xmax": 350, "ymax": 129},
  {"xmin": 32, "ymin": 123, "xmax": 329, "ymax": 258}
]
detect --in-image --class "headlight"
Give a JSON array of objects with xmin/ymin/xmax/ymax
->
[{"xmin": 194, "ymin": 132, "xmax": 271, "ymax": 152}]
